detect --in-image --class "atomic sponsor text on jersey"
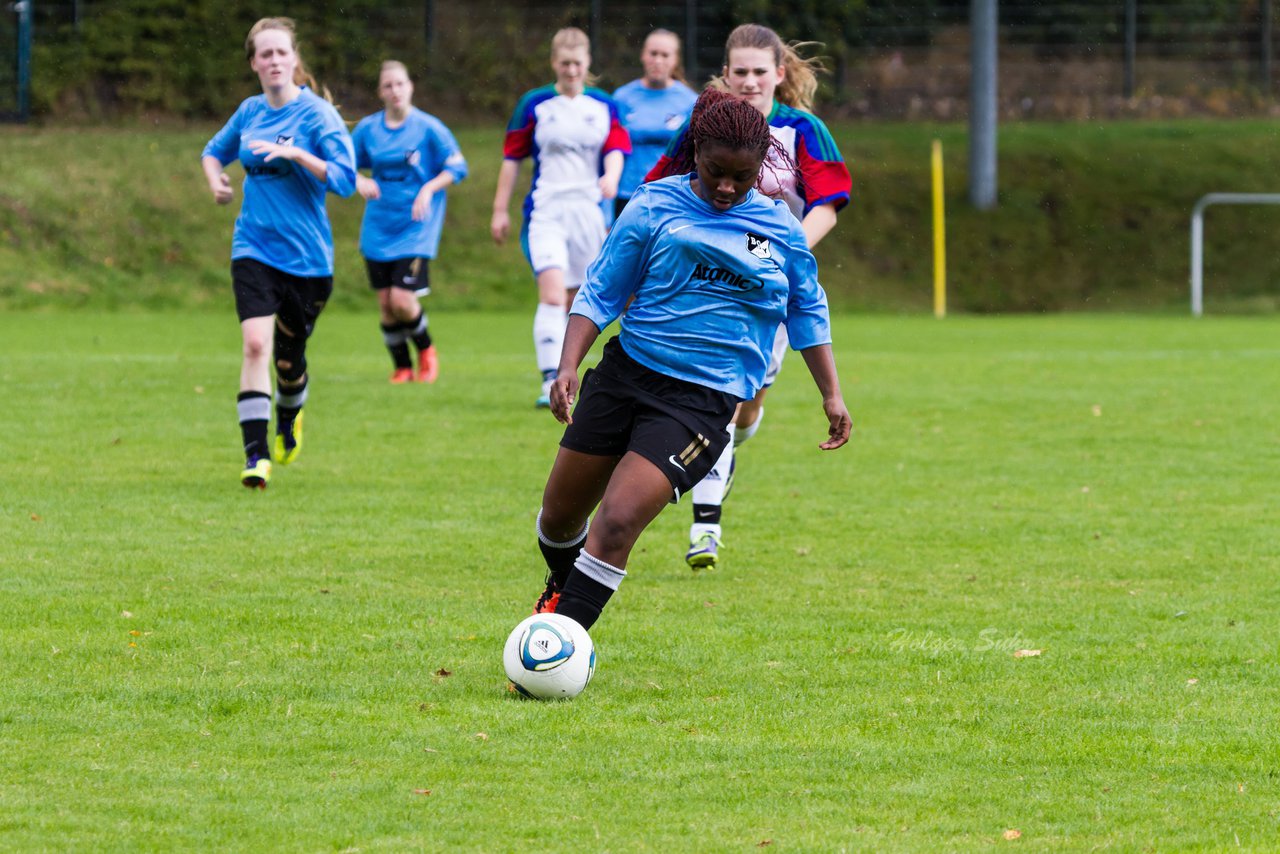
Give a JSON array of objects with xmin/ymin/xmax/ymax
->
[{"xmin": 689, "ymin": 262, "xmax": 763, "ymax": 292}]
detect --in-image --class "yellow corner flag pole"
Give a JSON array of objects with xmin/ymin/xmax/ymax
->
[{"xmin": 931, "ymin": 139, "xmax": 947, "ymax": 318}]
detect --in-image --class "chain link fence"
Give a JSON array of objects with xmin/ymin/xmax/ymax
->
[{"xmin": 11, "ymin": 0, "xmax": 1280, "ymax": 121}]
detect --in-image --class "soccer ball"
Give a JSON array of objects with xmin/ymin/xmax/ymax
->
[{"xmin": 503, "ymin": 613, "xmax": 596, "ymax": 700}]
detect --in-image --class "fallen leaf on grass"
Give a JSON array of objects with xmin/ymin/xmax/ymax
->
[
  {"xmin": 434, "ymin": 668, "xmax": 453, "ymax": 678},
  {"xmin": 121, "ymin": 611, "xmax": 133, "ymax": 618},
  {"xmin": 413, "ymin": 789, "xmax": 431, "ymax": 796},
  {"xmin": 1187, "ymin": 678, "xmax": 1199, "ymax": 685},
  {"xmin": 757, "ymin": 841, "xmax": 773, "ymax": 848},
  {"xmin": 474, "ymin": 732, "xmax": 488, "ymax": 742},
  {"xmin": 30, "ymin": 514, "xmax": 41, "ymax": 522},
  {"xmin": 1013, "ymin": 649, "xmax": 1042, "ymax": 659},
  {"xmin": 1003, "ymin": 828, "xmax": 1022, "ymax": 840}
]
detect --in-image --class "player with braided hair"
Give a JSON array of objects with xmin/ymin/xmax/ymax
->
[
  {"xmin": 648, "ymin": 23, "xmax": 853, "ymax": 570},
  {"xmin": 525, "ymin": 92, "xmax": 851, "ymax": 631}
]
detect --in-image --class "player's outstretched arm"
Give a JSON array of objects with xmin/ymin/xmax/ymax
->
[
  {"xmin": 551, "ymin": 315, "xmax": 602, "ymax": 425},
  {"xmin": 799, "ymin": 343, "xmax": 851, "ymax": 450}
]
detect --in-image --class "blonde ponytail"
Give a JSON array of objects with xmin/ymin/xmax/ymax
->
[{"xmin": 723, "ymin": 23, "xmax": 826, "ymax": 112}]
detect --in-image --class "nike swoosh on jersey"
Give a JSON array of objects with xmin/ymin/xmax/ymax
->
[{"xmin": 668, "ymin": 223, "xmax": 695, "ymax": 234}]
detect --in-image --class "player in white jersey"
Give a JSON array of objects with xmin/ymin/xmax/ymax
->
[
  {"xmin": 648, "ymin": 24, "xmax": 852, "ymax": 569},
  {"xmin": 491, "ymin": 28, "xmax": 632, "ymax": 408}
]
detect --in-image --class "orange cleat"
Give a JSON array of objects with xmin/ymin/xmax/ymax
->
[
  {"xmin": 389, "ymin": 367, "xmax": 414, "ymax": 384},
  {"xmin": 417, "ymin": 345, "xmax": 439, "ymax": 384}
]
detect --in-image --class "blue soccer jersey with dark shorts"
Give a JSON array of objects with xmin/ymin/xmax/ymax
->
[
  {"xmin": 352, "ymin": 107, "xmax": 468, "ymax": 262},
  {"xmin": 570, "ymin": 174, "xmax": 832, "ymax": 402},
  {"xmin": 203, "ymin": 88, "xmax": 356, "ymax": 278}
]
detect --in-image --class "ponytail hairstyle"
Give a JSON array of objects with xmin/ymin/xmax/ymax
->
[
  {"xmin": 723, "ymin": 23, "xmax": 825, "ymax": 112},
  {"xmin": 647, "ymin": 28, "xmax": 686, "ymax": 83},
  {"xmin": 660, "ymin": 88, "xmax": 792, "ymax": 190},
  {"xmin": 245, "ymin": 17, "xmax": 334, "ymax": 104},
  {"xmin": 550, "ymin": 27, "xmax": 598, "ymax": 87}
]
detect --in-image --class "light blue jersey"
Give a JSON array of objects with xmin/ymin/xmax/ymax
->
[
  {"xmin": 203, "ymin": 88, "xmax": 356, "ymax": 277},
  {"xmin": 352, "ymin": 107, "xmax": 468, "ymax": 261},
  {"xmin": 571, "ymin": 175, "xmax": 831, "ymax": 401},
  {"xmin": 612, "ymin": 79, "xmax": 697, "ymax": 200}
]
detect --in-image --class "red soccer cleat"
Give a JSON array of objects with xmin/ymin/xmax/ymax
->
[{"xmin": 417, "ymin": 345, "xmax": 439, "ymax": 384}]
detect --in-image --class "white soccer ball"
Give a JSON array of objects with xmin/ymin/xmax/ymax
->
[{"xmin": 503, "ymin": 613, "xmax": 596, "ymax": 700}]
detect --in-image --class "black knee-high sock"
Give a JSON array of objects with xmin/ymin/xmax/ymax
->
[
  {"xmin": 381, "ymin": 321, "xmax": 412, "ymax": 369},
  {"xmin": 406, "ymin": 311, "xmax": 433, "ymax": 352},
  {"xmin": 554, "ymin": 551, "xmax": 626, "ymax": 631},
  {"xmin": 275, "ymin": 379, "xmax": 307, "ymax": 440},
  {"xmin": 236, "ymin": 391, "xmax": 271, "ymax": 461},
  {"xmin": 537, "ymin": 513, "xmax": 587, "ymax": 591}
]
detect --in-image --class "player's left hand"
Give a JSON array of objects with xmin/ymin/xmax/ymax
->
[
  {"xmin": 819, "ymin": 396, "xmax": 852, "ymax": 450},
  {"xmin": 550, "ymin": 370, "xmax": 580, "ymax": 425},
  {"xmin": 249, "ymin": 139, "xmax": 295, "ymax": 162},
  {"xmin": 412, "ymin": 187, "xmax": 435, "ymax": 222}
]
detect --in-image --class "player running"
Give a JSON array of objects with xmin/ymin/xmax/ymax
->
[
  {"xmin": 611, "ymin": 29, "xmax": 697, "ymax": 219},
  {"xmin": 201, "ymin": 17, "xmax": 356, "ymax": 489},
  {"xmin": 353, "ymin": 60, "xmax": 468, "ymax": 384},
  {"xmin": 528, "ymin": 90, "xmax": 851, "ymax": 630},
  {"xmin": 490, "ymin": 27, "xmax": 631, "ymax": 408},
  {"xmin": 648, "ymin": 23, "xmax": 853, "ymax": 569}
]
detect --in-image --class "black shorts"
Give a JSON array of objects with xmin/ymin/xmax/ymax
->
[
  {"xmin": 560, "ymin": 337, "xmax": 739, "ymax": 501},
  {"xmin": 613, "ymin": 196, "xmax": 630, "ymax": 220},
  {"xmin": 231, "ymin": 258, "xmax": 333, "ymax": 331},
  {"xmin": 365, "ymin": 257, "xmax": 430, "ymax": 293}
]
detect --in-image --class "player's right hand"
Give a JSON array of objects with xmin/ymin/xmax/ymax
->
[
  {"xmin": 550, "ymin": 371, "xmax": 579, "ymax": 424},
  {"xmin": 211, "ymin": 173, "xmax": 233, "ymax": 205},
  {"xmin": 356, "ymin": 175, "xmax": 381, "ymax": 201},
  {"xmin": 490, "ymin": 210, "xmax": 510, "ymax": 245}
]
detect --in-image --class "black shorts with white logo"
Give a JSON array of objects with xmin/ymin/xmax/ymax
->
[
  {"xmin": 231, "ymin": 258, "xmax": 333, "ymax": 330},
  {"xmin": 365, "ymin": 256, "xmax": 430, "ymax": 294},
  {"xmin": 560, "ymin": 337, "xmax": 739, "ymax": 501}
]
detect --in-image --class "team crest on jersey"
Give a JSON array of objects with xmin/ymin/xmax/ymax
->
[
  {"xmin": 746, "ymin": 232, "xmax": 771, "ymax": 260},
  {"xmin": 405, "ymin": 150, "xmax": 420, "ymax": 166},
  {"xmin": 275, "ymin": 134, "xmax": 294, "ymax": 146}
]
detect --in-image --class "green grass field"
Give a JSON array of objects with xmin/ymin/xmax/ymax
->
[{"xmin": 3, "ymin": 310, "xmax": 1278, "ymax": 850}]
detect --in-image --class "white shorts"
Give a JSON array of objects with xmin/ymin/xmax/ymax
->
[
  {"xmin": 525, "ymin": 200, "xmax": 607, "ymax": 287},
  {"xmin": 763, "ymin": 324, "xmax": 789, "ymax": 388}
]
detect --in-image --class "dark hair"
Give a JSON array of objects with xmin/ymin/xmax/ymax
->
[{"xmin": 660, "ymin": 89, "xmax": 792, "ymax": 187}]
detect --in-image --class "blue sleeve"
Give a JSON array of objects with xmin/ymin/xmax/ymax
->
[
  {"xmin": 571, "ymin": 187, "xmax": 652, "ymax": 330},
  {"xmin": 352, "ymin": 120, "xmax": 372, "ymax": 170},
  {"xmin": 202, "ymin": 102, "xmax": 245, "ymax": 165},
  {"xmin": 429, "ymin": 120, "xmax": 468, "ymax": 183},
  {"xmin": 781, "ymin": 216, "xmax": 832, "ymax": 350},
  {"xmin": 315, "ymin": 104, "xmax": 356, "ymax": 197}
]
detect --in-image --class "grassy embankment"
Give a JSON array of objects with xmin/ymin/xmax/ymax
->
[{"xmin": 2, "ymin": 120, "xmax": 1280, "ymax": 313}]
